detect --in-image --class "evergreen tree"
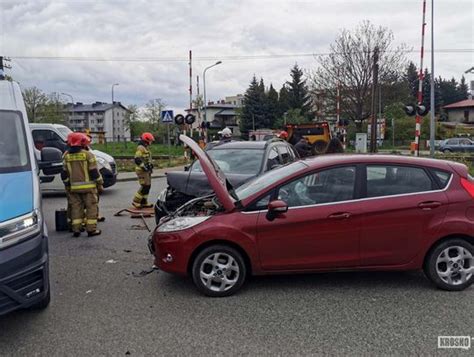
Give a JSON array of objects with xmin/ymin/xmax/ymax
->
[
  {"xmin": 278, "ymin": 84, "xmax": 290, "ymax": 118},
  {"xmin": 240, "ymin": 76, "xmax": 267, "ymax": 135},
  {"xmin": 405, "ymin": 61, "xmax": 418, "ymax": 100},
  {"xmin": 457, "ymin": 76, "xmax": 469, "ymax": 101},
  {"xmin": 287, "ymin": 64, "xmax": 311, "ymax": 117},
  {"xmin": 265, "ymin": 84, "xmax": 279, "ymax": 128}
]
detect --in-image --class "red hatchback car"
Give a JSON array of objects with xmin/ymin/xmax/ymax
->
[{"xmin": 150, "ymin": 135, "xmax": 474, "ymax": 297}]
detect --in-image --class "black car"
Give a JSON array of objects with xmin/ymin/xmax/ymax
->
[{"xmin": 154, "ymin": 138, "xmax": 299, "ymax": 223}]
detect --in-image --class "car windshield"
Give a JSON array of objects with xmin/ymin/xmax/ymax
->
[
  {"xmin": 235, "ymin": 161, "xmax": 307, "ymax": 201},
  {"xmin": 191, "ymin": 148, "xmax": 264, "ymax": 175},
  {"xmin": 0, "ymin": 111, "xmax": 30, "ymax": 173},
  {"xmin": 57, "ymin": 126, "xmax": 72, "ymax": 141}
]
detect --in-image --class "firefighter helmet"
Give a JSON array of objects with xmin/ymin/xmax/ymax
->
[
  {"xmin": 141, "ymin": 132, "xmax": 155, "ymax": 144},
  {"xmin": 68, "ymin": 132, "xmax": 86, "ymax": 147}
]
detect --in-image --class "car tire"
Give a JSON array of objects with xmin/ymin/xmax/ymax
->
[
  {"xmin": 442, "ymin": 149, "xmax": 452, "ymax": 153},
  {"xmin": 424, "ymin": 239, "xmax": 474, "ymax": 291},
  {"xmin": 192, "ymin": 245, "xmax": 247, "ymax": 297},
  {"xmin": 28, "ymin": 287, "xmax": 51, "ymax": 310}
]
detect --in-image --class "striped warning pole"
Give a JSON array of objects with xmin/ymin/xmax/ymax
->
[{"xmin": 414, "ymin": 0, "xmax": 427, "ymax": 157}]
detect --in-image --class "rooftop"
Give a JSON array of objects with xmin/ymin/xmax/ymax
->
[
  {"xmin": 443, "ymin": 99, "xmax": 474, "ymax": 109},
  {"xmin": 64, "ymin": 101, "xmax": 130, "ymax": 113}
]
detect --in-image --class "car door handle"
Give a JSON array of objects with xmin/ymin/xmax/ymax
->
[
  {"xmin": 418, "ymin": 201, "xmax": 442, "ymax": 210},
  {"xmin": 328, "ymin": 212, "xmax": 351, "ymax": 220}
]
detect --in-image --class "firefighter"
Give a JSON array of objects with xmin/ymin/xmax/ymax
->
[
  {"xmin": 218, "ymin": 127, "xmax": 232, "ymax": 144},
  {"xmin": 277, "ymin": 131, "xmax": 288, "ymax": 140},
  {"xmin": 82, "ymin": 134, "xmax": 105, "ymax": 222},
  {"xmin": 61, "ymin": 132, "xmax": 103, "ymax": 237},
  {"xmin": 132, "ymin": 132, "xmax": 155, "ymax": 209}
]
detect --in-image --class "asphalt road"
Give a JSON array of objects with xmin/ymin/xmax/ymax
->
[{"xmin": 0, "ymin": 178, "xmax": 473, "ymax": 356}]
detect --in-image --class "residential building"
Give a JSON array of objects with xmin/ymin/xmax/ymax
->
[
  {"xmin": 187, "ymin": 94, "xmax": 244, "ymax": 136},
  {"xmin": 443, "ymin": 99, "xmax": 474, "ymax": 123},
  {"xmin": 65, "ymin": 101, "xmax": 131, "ymax": 141}
]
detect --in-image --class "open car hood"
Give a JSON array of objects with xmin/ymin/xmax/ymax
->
[{"xmin": 179, "ymin": 135, "xmax": 237, "ymax": 212}]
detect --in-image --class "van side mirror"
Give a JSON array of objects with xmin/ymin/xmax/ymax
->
[
  {"xmin": 266, "ymin": 200, "xmax": 288, "ymax": 221},
  {"xmin": 39, "ymin": 147, "xmax": 63, "ymax": 175}
]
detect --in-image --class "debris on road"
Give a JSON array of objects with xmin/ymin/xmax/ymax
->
[{"xmin": 106, "ymin": 259, "xmax": 118, "ymax": 264}]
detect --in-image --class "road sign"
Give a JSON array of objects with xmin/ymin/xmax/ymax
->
[{"xmin": 161, "ymin": 110, "xmax": 174, "ymax": 124}]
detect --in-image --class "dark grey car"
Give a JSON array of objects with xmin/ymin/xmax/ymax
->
[
  {"xmin": 439, "ymin": 138, "xmax": 474, "ymax": 153},
  {"xmin": 154, "ymin": 139, "xmax": 298, "ymax": 223}
]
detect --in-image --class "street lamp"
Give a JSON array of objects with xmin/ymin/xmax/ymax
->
[
  {"xmin": 111, "ymin": 83, "xmax": 119, "ymax": 141},
  {"xmin": 60, "ymin": 93, "xmax": 74, "ymax": 128},
  {"xmin": 203, "ymin": 61, "xmax": 222, "ymax": 140}
]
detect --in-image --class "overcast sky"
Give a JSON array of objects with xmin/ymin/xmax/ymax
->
[{"xmin": 1, "ymin": 0, "xmax": 472, "ymax": 113}]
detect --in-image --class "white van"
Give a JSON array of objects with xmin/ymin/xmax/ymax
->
[
  {"xmin": 0, "ymin": 80, "xmax": 63, "ymax": 315},
  {"xmin": 29, "ymin": 124, "xmax": 117, "ymax": 192}
]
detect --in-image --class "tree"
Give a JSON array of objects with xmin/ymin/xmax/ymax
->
[
  {"xmin": 457, "ymin": 76, "xmax": 469, "ymax": 101},
  {"xmin": 144, "ymin": 98, "xmax": 165, "ymax": 130},
  {"xmin": 34, "ymin": 92, "xmax": 67, "ymax": 124},
  {"xmin": 240, "ymin": 76, "xmax": 267, "ymax": 135},
  {"xmin": 265, "ymin": 84, "xmax": 279, "ymax": 128},
  {"xmin": 278, "ymin": 84, "xmax": 290, "ymax": 118},
  {"xmin": 287, "ymin": 64, "xmax": 311, "ymax": 117},
  {"xmin": 310, "ymin": 20, "xmax": 407, "ymax": 129},
  {"xmin": 124, "ymin": 104, "xmax": 140, "ymax": 139},
  {"xmin": 22, "ymin": 87, "xmax": 47, "ymax": 122}
]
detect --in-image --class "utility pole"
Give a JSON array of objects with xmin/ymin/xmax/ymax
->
[
  {"xmin": 0, "ymin": 56, "xmax": 12, "ymax": 80},
  {"xmin": 369, "ymin": 47, "xmax": 379, "ymax": 153},
  {"xmin": 188, "ymin": 50, "xmax": 192, "ymax": 137},
  {"xmin": 429, "ymin": 0, "xmax": 435, "ymax": 157},
  {"xmin": 414, "ymin": 0, "xmax": 427, "ymax": 157}
]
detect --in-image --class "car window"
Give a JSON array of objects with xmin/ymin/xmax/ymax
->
[
  {"xmin": 432, "ymin": 169, "xmax": 452, "ymax": 188},
  {"xmin": 460, "ymin": 139, "xmax": 471, "ymax": 145},
  {"xmin": 366, "ymin": 165, "xmax": 434, "ymax": 198},
  {"xmin": 447, "ymin": 139, "xmax": 459, "ymax": 145},
  {"xmin": 277, "ymin": 145, "xmax": 292, "ymax": 164},
  {"xmin": 191, "ymin": 148, "xmax": 264, "ymax": 175},
  {"xmin": 236, "ymin": 161, "xmax": 307, "ymax": 201},
  {"xmin": 0, "ymin": 111, "xmax": 30, "ymax": 173},
  {"xmin": 266, "ymin": 147, "xmax": 282, "ymax": 170},
  {"xmin": 277, "ymin": 166, "xmax": 356, "ymax": 207}
]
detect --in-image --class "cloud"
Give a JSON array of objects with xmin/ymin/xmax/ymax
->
[{"xmin": 0, "ymin": 0, "xmax": 472, "ymax": 112}]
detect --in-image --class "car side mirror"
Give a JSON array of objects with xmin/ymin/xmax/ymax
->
[
  {"xmin": 39, "ymin": 147, "xmax": 63, "ymax": 175},
  {"xmin": 266, "ymin": 200, "xmax": 288, "ymax": 221},
  {"xmin": 184, "ymin": 165, "xmax": 190, "ymax": 171}
]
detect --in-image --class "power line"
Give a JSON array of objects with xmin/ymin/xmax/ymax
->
[{"xmin": 8, "ymin": 49, "xmax": 473, "ymax": 63}]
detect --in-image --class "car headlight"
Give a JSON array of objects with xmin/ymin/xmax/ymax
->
[
  {"xmin": 96, "ymin": 157, "xmax": 111, "ymax": 170},
  {"xmin": 0, "ymin": 209, "xmax": 41, "ymax": 249},
  {"xmin": 157, "ymin": 216, "xmax": 210, "ymax": 233}
]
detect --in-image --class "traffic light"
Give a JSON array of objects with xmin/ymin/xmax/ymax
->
[
  {"xmin": 404, "ymin": 104, "xmax": 429, "ymax": 117},
  {"xmin": 174, "ymin": 114, "xmax": 185, "ymax": 125},
  {"xmin": 185, "ymin": 114, "xmax": 196, "ymax": 125},
  {"xmin": 200, "ymin": 121, "xmax": 211, "ymax": 129}
]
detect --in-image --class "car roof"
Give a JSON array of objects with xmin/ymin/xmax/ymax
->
[
  {"xmin": 303, "ymin": 154, "xmax": 453, "ymax": 170},
  {"xmin": 29, "ymin": 123, "xmax": 67, "ymax": 129},
  {"xmin": 0, "ymin": 81, "xmax": 24, "ymax": 112}
]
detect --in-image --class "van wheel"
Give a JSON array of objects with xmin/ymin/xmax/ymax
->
[
  {"xmin": 424, "ymin": 239, "xmax": 474, "ymax": 291},
  {"xmin": 28, "ymin": 288, "xmax": 51, "ymax": 310},
  {"xmin": 192, "ymin": 245, "xmax": 246, "ymax": 297}
]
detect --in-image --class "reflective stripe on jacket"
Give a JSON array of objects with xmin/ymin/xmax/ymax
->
[
  {"xmin": 63, "ymin": 149, "xmax": 101, "ymax": 192},
  {"xmin": 135, "ymin": 144, "xmax": 151, "ymax": 172}
]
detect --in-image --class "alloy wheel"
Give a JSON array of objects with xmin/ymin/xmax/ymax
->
[
  {"xmin": 199, "ymin": 252, "xmax": 240, "ymax": 292},
  {"xmin": 436, "ymin": 246, "xmax": 473, "ymax": 286}
]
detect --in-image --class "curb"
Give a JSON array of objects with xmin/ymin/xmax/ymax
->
[{"xmin": 116, "ymin": 174, "xmax": 166, "ymax": 183}]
